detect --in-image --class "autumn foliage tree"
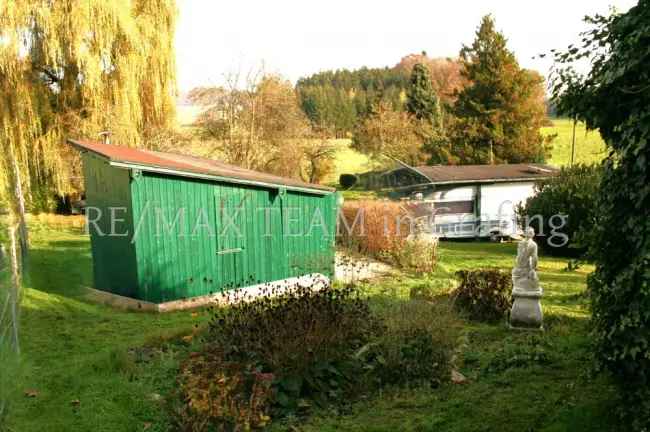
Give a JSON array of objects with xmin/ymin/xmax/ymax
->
[
  {"xmin": 352, "ymin": 101, "xmax": 428, "ymax": 166},
  {"xmin": 0, "ymin": 0, "xmax": 178, "ymax": 418},
  {"xmin": 394, "ymin": 54, "xmax": 464, "ymax": 105},
  {"xmin": 450, "ymin": 15, "xmax": 551, "ymax": 164},
  {"xmin": 190, "ymin": 72, "xmax": 335, "ymax": 183},
  {"xmin": 353, "ymin": 62, "xmax": 449, "ymax": 167}
]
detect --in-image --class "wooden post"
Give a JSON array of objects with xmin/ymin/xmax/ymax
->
[
  {"xmin": 571, "ymin": 118, "xmax": 577, "ymax": 166},
  {"xmin": 8, "ymin": 225, "xmax": 20, "ymax": 355},
  {"xmin": 489, "ymin": 141, "xmax": 494, "ymax": 165},
  {"xmin": 10, "ymin": 148, "xmax": 28, "ymax": 272}
]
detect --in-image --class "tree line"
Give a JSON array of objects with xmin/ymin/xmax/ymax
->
[
  {"xmin": 297, "ymin": 15, "xmax": 552, "ymax": 166},
  {"xmin": 295, "ymin": 55, "xmax": 463, "ymax": 138},
  {"xmin": 184, "ymin": 15, "xmax": 551, "ymax": 182}
]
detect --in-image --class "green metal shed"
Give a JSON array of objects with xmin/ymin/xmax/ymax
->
[{"xmin": 69, "ymin": 139, "xmax": 339, "ymax": 304}]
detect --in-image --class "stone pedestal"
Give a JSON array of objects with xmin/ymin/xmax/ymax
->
[{"xmin": 510, "ymin": 287, "xmax": 543, "ymax": 330}]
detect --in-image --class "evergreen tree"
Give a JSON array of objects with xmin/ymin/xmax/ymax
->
[
  {"xmin": 451, "ymin": 15, "xmax": 550, "ymax": 164},
  {"xmin": 296, "ymin": 66, "xmax": 410, "ymax": 135},
  {"xmin": 406, "ymin": 63, "xmax": 438, "ymax": 124}
]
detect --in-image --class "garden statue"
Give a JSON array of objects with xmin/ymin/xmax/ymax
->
[{"xmin": 509, "ymin": 227, "xmax": 544, "ymax": 329}]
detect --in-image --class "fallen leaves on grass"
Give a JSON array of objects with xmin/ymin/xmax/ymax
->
[{"xmin": 451, "ymin": 370, "xmax": 468, "ymax": 384}]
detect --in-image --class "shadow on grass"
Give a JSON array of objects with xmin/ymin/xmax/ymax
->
[
  {"xmin": 540, "ymin": 271, "xmax": 589, "ymax": 284},
  {"xmin": 29, "ymin": 241, "xmax": 93, "ymax": 298}
]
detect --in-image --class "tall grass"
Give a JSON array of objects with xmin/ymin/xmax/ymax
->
[
  {"xmin": 339, "ymin": 200, "xmax": 408, "ymax": 256},
  {"xmin": 339, "ymin": 200, "xmax": 438, "ymax": 272}
]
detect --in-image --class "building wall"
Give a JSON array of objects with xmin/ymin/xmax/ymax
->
[
  {"xmin": 478, "ymin": 181, "xmax": 536, "ymax": 237},
  {"xmin": 418, "ymin": 181, "xmax": 538, "ymax": 238},
  {"xmin": 82, "ymin": 154, "xmax": 139, "ymax": 297},
  {"xmin": 480, "ymin": 182, "xmax": 535, "ymax": 218},
  {"xmin": 128, "ymin": 171, "xmax": 337, "ymax": 303}
]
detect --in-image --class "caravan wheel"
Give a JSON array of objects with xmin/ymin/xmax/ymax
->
[{"xmin": 489, "ymin": 232, "xmax": 503, "ymax": 243}]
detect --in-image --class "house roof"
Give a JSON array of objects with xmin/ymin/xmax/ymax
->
[
  {"xmin": 413, "ymin": 164, "xmax": 559, "ymax": 185},
  {"xmin": 67, "ymin": 139, "xmax": 335, "ymax": 194}
]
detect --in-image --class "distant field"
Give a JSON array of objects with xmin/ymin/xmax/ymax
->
[
  {"xmin": 543, "ymin": 118, "xmax": 607, "ymax": 167},
  {"xmin": 323, "ymin": 139, "xmax": 371, "ymax": 185}
]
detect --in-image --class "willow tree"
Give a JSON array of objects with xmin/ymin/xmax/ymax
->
[{"xmin": 0, "ymin": 0, "xmax": 177, "ymax": 362}]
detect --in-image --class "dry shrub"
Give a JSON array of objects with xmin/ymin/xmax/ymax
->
[
  {"xmin": 175, "ymin": 353, "xmax": 274, "ymax": 431},
  {"xmin": 339, "ymin": 200, "xmax": 409, "ymax": 256},
  {"xmin": 340, "ymin": 200, "xmax": 438, "ymax": 272},
  {"xmin": 177, "ymin": 283, "xmax": 458, "ymax": 429},
  {"xmin": 391, "ymin": 236, "xmax": 438, "ymax": 273},
  {"xmin": 207, "ymin": 283, "xmax": 379, "ymax": 379},
  {"xmin": 175, "ymin": 282, "xmax": 381, "ymax": 429}
]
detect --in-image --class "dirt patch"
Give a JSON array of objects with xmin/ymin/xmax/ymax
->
[{"xmin": 335, "ymin": 252, "xmax": 394, "ymax": 283}]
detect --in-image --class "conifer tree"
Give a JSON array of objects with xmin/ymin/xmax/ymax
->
[
  {"xmin": 451, "ymin": 15, "xmax": 550, "ymax": 164},
  {"xmin": 406, "ymin": 63, "xmax": 439, "ymax": 124}
]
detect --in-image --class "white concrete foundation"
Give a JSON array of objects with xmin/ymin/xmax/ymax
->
[{"xmin": 82, "ymin": 273, "xmax": 330, "ymax": 313}]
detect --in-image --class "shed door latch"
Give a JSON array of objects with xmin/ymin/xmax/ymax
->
[{"xmin": 216, "ymin": 247, "xmax": 243, "ymax": 255}]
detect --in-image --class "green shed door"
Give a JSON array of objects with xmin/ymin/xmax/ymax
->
[
  {"xmin": 214, "ymin": 184, "xmax": 286, "ymax": 291},
  {"xmin": 215, "ymin": 185, "xmax": 247, "ymax": 290}
]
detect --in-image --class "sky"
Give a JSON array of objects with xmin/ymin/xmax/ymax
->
[{"xmin": 175, "ymin": 0, "xmax": 637, "ymax": 94}]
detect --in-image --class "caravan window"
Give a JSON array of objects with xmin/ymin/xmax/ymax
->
[{"xmin": 435, "ymin": 200, "xmax": 474, "ymax": 215}]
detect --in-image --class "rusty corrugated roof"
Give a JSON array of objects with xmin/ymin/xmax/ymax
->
[
  {"xmin": 67, "ymin": 139, "xmax": 335, "ymax": 193},
  {"xmin": 414, "ymin": 164, "xmax": 559, "ymax": 184}
]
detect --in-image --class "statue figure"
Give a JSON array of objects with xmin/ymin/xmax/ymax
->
[
  {"xmin": 510, "ymin": 227, "xmax": 543, "ymax": 330},
  {"xmin": 511, "ymin": 227, "xmax": 539, "ymax": 291}
]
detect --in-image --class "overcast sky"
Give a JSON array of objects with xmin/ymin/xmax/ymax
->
[{"xmin": 175, "ymin": 0, "xmax": 636, "ymax": 93}]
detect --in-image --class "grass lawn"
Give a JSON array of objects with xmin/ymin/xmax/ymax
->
[
  {"xmin": 542, "ymin": 118, "xmax": 606, "ymax": 167},
  {"xmin": 323, "ymin": 139, "xmax": 372, "ymax": 186},
  {"xmin": 4, "ymin": 217, "xmax": 206, "ymax": 432},
  {"xmin": 3, "ymin": 218, "xmax": 620, "ymax": 431}
]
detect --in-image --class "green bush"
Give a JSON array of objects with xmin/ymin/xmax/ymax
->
[
  {"xmin": 359, "ymin": 300, "xmax": 459, "ymax": 388},
  {"xmin": 453, "ymin": 269, "xmax": 512, "ymax": 322},
  {"xmin": 339, "ymin": 173, "xmax": 358, "ymax": 189},
  {"xmin": 518, "ymin": 164, "xmax": 601, "ymax": 256}
]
